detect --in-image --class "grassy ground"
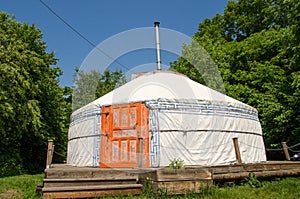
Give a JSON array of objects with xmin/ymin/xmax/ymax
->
[
  {"xmin": 194, "ymin": 178, "xmax": 300, "ymax": 199},
  {"xmin": 129, "ymin": 177, "xmax": 300, "ymax": 199},
  {"xmin": 0, "ymin": 174, "xmax": 300, "ymax": 199},
  {"xmin": 0, "ymin": 174, "xmax": 43, "ymax": 199}
]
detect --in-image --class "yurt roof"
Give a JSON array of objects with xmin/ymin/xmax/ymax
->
[{"xmin": 73, "ymin": 71, "xmax": 253, "ymax": 115}]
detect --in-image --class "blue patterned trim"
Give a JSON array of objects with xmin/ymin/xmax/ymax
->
[
  {"xmin": 148, "ymin": 109, "xmax": 160, "ymax": 167},
  {"xmin": 93, "ymin": 108, "xmax": 101, "ymax": 167},
  {"xmin": 70, "ymin": 108, "xmax": 101, "ymax": 126},
  {"xmin": 146, "ymin": 100, "xmax": 259, "ymax": 121}
]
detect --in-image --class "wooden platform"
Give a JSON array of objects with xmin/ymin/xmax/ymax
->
[
  {"xmin": 41, "ymin": 161, "xmax": 300, "ymax": 198},
  {"xmin": 211, "ymin": 161, "xmax": 300, "ymax": 180},
  {"xmin": 42, "ymin": 165, "xmax": 143, "ymax": 198}
]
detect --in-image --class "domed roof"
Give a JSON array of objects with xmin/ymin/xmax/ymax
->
[{"xmin": 93, "ymin": 71, "xmax": 250, "ymax": 107}]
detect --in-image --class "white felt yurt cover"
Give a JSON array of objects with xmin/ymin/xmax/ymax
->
[{"xmin": 67, "ymin": 71, "xmax": 266, "ymax": 167}]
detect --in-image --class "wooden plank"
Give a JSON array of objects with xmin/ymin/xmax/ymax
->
[
  {"xmin": 212, "ymin": 165, "xmax": 245, "ymax": 174},
  {"xmin": 213, "ymin": 171, "xmax": 252, "ymax": 180},
  {"xmin": 43, "ymin": 178, "xmax": 138, "ymax": 187},
  {"xmin": 213, "ymin": 169, "xmax": 300, "ymax": 181},
  {"xmin": 156, "ymin": 178, "xmax": 212, "ymax": 182},
  {"xmin": 154, "ymin": 180, "xmax": 212, "ymax": 195},
  {"xmin": 279, "ymin": 163, "xmax": 300, "ymax": 170},
  {"xmin": 137, "ymin": 170, "xmax": 158, "ymax": 183},
  {"xmin": 42, "ymin": 184, "xmax": 142, "ymax": 192},
  {"xmin": 227, "ymin": 165, "xmax": 245, "ymax": 173},
  {"xmin": 156, "ymin": 168, "xmax": 211, "ymax": 180},
  {"xmin": 243, "ymin": 164, "xmax": 267, "ymax": 172},
  {"xmin": 45, "ymin": 169, "xmax": 139, "ymax": 179},
  {"xmin": 43, "ymin": 177, "xmax": 137, "ymax": 182},
  {"xmin": 43, "ymin": 188, "xmax": 141, "ymax": 199},
  {"xmin": 211, "ymin": 166, "xmax": 230, "ymax": 174},
  {"xmin": 261, "ymin": 164, "xmax": 281, "ymax": 171}
]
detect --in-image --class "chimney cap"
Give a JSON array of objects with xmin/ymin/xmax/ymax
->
[{"xmin": 154, "ymin": 21, "xmax": 160, "ymax": 26}]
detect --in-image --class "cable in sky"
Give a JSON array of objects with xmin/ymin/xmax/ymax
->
[{"xmin": 39, "ymin": 0, "xmax": 130, "ymax": 71}]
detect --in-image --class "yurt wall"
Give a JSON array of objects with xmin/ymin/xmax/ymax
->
[
  {"xmin": 67, "ymin": 105, "xmax": 101, "ymax": 167},
  {"xmin": 146, "ymin": 99, "xmax": 266, "ymax": 167}
]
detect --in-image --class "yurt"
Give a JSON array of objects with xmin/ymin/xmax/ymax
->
[{"xmin": 67, "ymin": 70, "xmax": 267, "ymax": 168}]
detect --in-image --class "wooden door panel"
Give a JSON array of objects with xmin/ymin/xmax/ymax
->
[{"xmin": 100, "ymin": 102, "xmax": 149, "ymax": 168}]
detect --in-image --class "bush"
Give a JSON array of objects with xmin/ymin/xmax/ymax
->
[
  {"xmin": 168, "ymin": 158, "xmax": 184, "ymax": 169},
  {"xmin": 241, "ymin": 173, "xmax": 263, "ymax": 188},
  {"xmin": 0, "ymin": 159, "xmax": 23, "ymax": 178}
]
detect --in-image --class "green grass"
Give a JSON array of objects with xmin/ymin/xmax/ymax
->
[
  {"xmin": 204, "ymin": 178, "xmax": 300, "ymax": 199},
  {"xmin": 0, "ymin": 175, "xmax": 300, "ymax": 199},
  {"xmin": 0, "ymin": 174, "xmax": 43, "ymax": 199},
  {"xmin": 104, "ymin": 178, "xmax": 300, "ymax": 199}
]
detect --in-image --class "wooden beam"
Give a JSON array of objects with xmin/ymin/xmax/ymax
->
[
  {"xmin": 213, "ymin": 169, "xmax": 300, "ymax": 181},
  {"xmin": 42, "ymin": 184, "xmax": 142, "ymax": 192},
  {"xmin": 232, "ymin": 138, "xmax": 242, "ymax": 164},
  {"xmin": 43, "ymin": 187, "xmax": 141, "ymax": 199},
  {"xmin": 42, "ymin": 184, "xmax": 142, "ymax": 199},
  {"xmin": 156, "ymin": 168, "xmax": 211, "ymax": 180},
  {"xmin": 154, "ymin": 180, "xmax": 212, "ymax": 195},
  {"xmin": 281, "ymin": 142, "xmax": 290, "ymax": 160},
  {"xmin": 43, "ymin": 177, "xmax": 138, "ymax": 187},
  {"xmin": 46, "ymin": 140, "xmax": 54, "ymax": 169}
]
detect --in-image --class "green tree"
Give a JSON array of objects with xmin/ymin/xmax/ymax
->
[
  {"xmin": 0, "ymin": 12, "xmax": 69, "ymax": 176},
  {"xmin": 95, "ymin": 69, "xmax": 126, "ymax": 98},
  {"xmin": 171, "ymin": 0, "xmax": 300, "ymax": 147},
  {"xmin": 72, "ymin": 69, "xmax": 126, "ymax": 110}
]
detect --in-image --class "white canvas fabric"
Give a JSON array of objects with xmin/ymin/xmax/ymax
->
[
  {"xmin": 145, "ymin": 99, "xmax": 266, "ymax": 166},
  {"xmin": 67, "ymin": 71, "xmax": 266, "ymax": 167},
  {"xmin": 89, "ymin": 71, "xmax": 247, "ymax": 107},
  {"xmin": 159, "ymin": 130, "xmax": 266, "ymax": 166},
  {"xmin": 67, "ymin": 108, "xmax": 101, "ymax": 166}
]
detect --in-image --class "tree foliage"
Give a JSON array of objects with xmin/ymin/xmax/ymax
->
[
  {"xmin": 171, "ymin": 0, "xmax": 300, "ymax": 147},
  {"xmin": 0, "ymin": 12, "xmax": 69, "ymax": 176},
  {"xmin": 72, "ymin": 69, "xmax": 126, "ymax": 111}
]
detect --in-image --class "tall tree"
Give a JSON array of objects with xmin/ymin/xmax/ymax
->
[
  {"xmin": 0, "ymin": 12, "xmax": 68, "ymax": 176},
  {"xmin": 95, "ymin": 69, "xmax": 126, "ymax": 98},
  {"xmin": 171, "ymin": 0, "xmax": 300, "ymax": 147},
  {"xmin": 72, "ymin": 69, "xmax": 126, "ymax": 111}
]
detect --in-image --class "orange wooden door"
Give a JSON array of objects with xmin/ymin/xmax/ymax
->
[{"xmin": 100, "ymin": 102, "xmax": 149, "ymax": 168}]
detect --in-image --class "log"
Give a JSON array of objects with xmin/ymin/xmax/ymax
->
[
  {"xmin": 233, "ymin": 138, "xmax": 242, "ymax": 163},
  {"xmin": 42, "ymin": 184, "xmax": 142, "ymax": 199},
  {"xmin": 282, "ymin": 142, "xmax": 290, "ymax": 160},
  {"xmin": 213, "ymin": 169, "xmax": 300, "ymax": 181},
  {"xmin": 46, "ymin": 140, "xmax": 54, "ymax": 169}
]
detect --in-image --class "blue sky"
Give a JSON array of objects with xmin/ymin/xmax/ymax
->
[{"xmin": 1, "ymin": 0, "xmax": 229, "ymax": 86}]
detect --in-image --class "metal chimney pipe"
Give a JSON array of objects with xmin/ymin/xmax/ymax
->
[{"xmin": 154, "ymin": 22, "xmax": 162, "ymax": 70}]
